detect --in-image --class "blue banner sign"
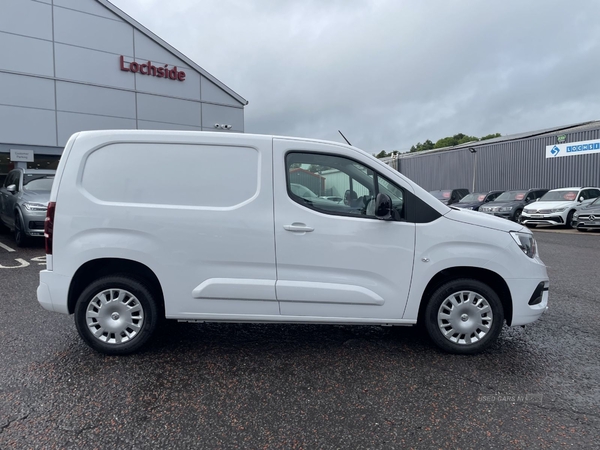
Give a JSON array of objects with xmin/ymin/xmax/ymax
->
[{"xmin": 546, "ymin": 139, "xmax": 600, "ymax": 158}]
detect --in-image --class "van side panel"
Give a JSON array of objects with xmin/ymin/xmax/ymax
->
[{"xmin": 51, "ymin": 132, "xmax": 278, "ymax": 318}]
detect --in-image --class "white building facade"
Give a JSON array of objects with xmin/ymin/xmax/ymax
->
[{"xmin": 0, "ymin": 0, "xmax": 247, "ymax": 181}]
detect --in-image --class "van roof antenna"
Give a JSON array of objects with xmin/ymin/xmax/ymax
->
[{"xmin": 338, "ymin": 130, "xmax": 352, "ymax": 146}]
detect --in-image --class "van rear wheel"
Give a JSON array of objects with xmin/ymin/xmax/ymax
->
[
  {"xmin": 74, "ymin": 275, "xmax": 158, "ymax": 355},
  {"xmin": 424, "ymin": 279, "xmax": 504, "ymax": 354}
]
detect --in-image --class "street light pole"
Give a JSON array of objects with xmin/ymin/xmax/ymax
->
[{"xmin": 469, "ymin": 148, "xmax": 477, "ymax": 192}]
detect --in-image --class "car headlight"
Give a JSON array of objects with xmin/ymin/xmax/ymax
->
[
  {"xmin": 551, "ymin": 207, "xmax": 567, "ymax": 213},
  {"xmin": 23, "ymin": 202, "xmax": 48, "ymax": 212},
  {"xmin": 510, "ymin": 231, "xmax": 537, "ymax": 258},
  {"xmin": 498, "ymin": 206, "xmax": 513, "ymax": 212},
  {"xmin": 573, "ymin": 212, "xmax": 580, "ymax": 219}
]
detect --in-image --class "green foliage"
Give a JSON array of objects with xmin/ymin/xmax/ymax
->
[
  {"xmin": 433, "ymin": 133, "xmax": 479, "ymax": 149},
  {"xmin": 480, "ymin": 133, "xmax": 502, "ymax": 141},
  {"xmin": 374, "ymin": 150, "xmax": 400, "ymax": 159},
  {"xmin": 409, "ymin": 132, "xmax": 501, "ymax": 152},
  {"xmin": 308, "ymin": 164, "xmax": 328, "ymax": 173},
  {"xmin": 409, "ymin": 140, "xmax": 435, "ymax": 153}
]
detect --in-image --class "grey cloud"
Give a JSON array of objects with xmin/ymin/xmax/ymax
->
[{"xmin": 111, "ymin": 0, "xmax": 600, "ymax": 153}]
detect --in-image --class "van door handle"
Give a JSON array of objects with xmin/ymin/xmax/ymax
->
[{"xmin": 283, "ymin": 223, "xmax": 314, "ymax": 232}]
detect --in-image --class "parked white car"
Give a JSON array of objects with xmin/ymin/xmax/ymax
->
[
  {"xmin": 37, "ymin": 131, "xmax": 549, "ymax": 355},
  {"xmin": 520, "ymin": 187, "xmax": 600, "ymax": 228}
]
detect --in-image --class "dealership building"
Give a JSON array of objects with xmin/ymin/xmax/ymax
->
[
  {"xmin": 0, "ymin": 0, "xmax": 247, "ymax": 183},
  {"xmin": 388, "ymin": 121, "xmax": 600, "ymax": 192}
]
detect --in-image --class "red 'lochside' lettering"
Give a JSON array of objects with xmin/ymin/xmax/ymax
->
[{"xmin": 119, "ymin": 55, "xmax": 186, "ymax": 82}]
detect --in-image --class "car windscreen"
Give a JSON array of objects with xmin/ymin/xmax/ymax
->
[
  {"xmin": 539, "ymin": 190, "xmax": 578, "ymax": 201},
  {"xmin": 495, "ymin": 191, "xmax": 526, "ymax": 202},
  {"xmin": 458, "ymin": 193, "xmax": 486, "ymax": 203},
  {"xmin": 23, "ymin": 175, "xmax": 54, "ymax": 191},
  {"xmin": 429, "ymin": 190, "xmax": 452, "ymax": 200}
]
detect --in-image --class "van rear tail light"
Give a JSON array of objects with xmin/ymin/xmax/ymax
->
[{"xmin": 44, "ymin": 202, "xmax": 56, "ymax": 255}]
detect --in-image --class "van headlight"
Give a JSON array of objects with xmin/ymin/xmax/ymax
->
[
  {"xmin": 510, "ymin": 231, "xmax": 537, "ymax": 258},
  {"xmin": 23, "ymin": 202, "xmax": 48, "ymax": 212}
]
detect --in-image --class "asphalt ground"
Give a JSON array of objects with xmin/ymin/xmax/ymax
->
[{"xmin": 0, "ymin": 228, "xmax": 598, "ymax": 449}]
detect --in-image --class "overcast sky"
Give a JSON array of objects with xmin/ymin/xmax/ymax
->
[{"xmin": 110, "ymin": 0, "xmax": 600, "ymax": 153}]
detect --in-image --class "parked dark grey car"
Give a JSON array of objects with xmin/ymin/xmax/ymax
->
[
  {"xmin": 572, "ymin": 196, "xmax": 600, "ymax": 232},
  {"xmin": 429, "ymin": 188, "xmax": 469, "ymax": 205},
  {"xmin": 0, "ymin": 168, "xmax": 55, "ymax": 246},
  {"xmin": 454, "ymin": 190, "xmax": 504, "ymax": 211},
  {"xmin": 479, "ymin": 188, "xmax": 548, "ymax": 222}
]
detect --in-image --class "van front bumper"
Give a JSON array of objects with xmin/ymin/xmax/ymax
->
[{"xmin": 507, "ymin": 278, "xmax": 549, "ymax": 326}]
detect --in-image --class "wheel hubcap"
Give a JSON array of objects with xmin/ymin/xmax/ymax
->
[
  {"xmin": 437, "ymin": 290, "xmax": 493, "ymax": 345},
  {"xmin": 85, "ymin": 289, "xmax": 144, "ymax": 345}
]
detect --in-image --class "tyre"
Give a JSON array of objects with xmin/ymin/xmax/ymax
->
[
  {"xmin": 565, "ymin": 210, "xmax": 575, "ymax": 229},
  {"xmin": 74, "ymin": 275, "xmax": 159, "ymax": 355},
  {"xmin": 513, "ymin": 209, "xmax": 523, "ymax": 223},
  {"xmin": 424, "ymin": 279, "xmax": 504, "ymax": 354},
  {"xmin": 14, "ymin": 213, "xmax": 29, "ymax": 247}
]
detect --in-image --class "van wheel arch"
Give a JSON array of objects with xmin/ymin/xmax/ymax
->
[
  {"xmin": 68, "ymin": 258, "xmax": 165, "ymax": 319},
  {"xmin": 417, "ymin": 267, "xmax": 513, "ymax": 326}
]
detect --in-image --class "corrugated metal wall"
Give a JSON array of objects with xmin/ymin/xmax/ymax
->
[{"xmin": 391, "ymin": 126, "xmax": 600, "ymax": 192}]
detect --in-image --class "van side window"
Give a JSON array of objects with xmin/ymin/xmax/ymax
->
[{"xmin": 286, "ymin": 152, "xmax": 405, "ymax": 220}]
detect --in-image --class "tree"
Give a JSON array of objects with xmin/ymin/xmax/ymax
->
[
  {"xmin": 409, "ymin": 140, "xmax": 435, "ymax": 153},
  {"xmin": 308, "ymin": 164, "xmax": 327, "ymax": 173},
  {"xmin": 434, "ymin": 133, "xmax": 479, "ymax": 148},
  {"xmin": 408, "ymin": 132, "xmax": 500, "ymax": 152},
  {"xmin": 480, "ymin": 133, "xmax": 501, "ymax": 141},
  {"xmin": 374, "ymin": 150, "xmax": 400, "ymax": 158}
]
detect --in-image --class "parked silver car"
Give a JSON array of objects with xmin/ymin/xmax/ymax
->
[
  {"xmin": 572, "ymin": 196, "xmax": 600, "ymax": 232},
  {"xmin": 0, "ymin": 168, "xmax": 55, "ymax": 246}
]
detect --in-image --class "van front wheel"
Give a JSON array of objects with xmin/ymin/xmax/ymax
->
[
  {"xmin": 424, "ymin": 279, "xmax": 504, "ymax": 354},
  {"xmin": 74, "ymin": 275, "xmax": 158, "ymax": 355}
]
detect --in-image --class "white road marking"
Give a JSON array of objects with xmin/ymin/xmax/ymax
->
[
  {"xmin": 31, "ymin": 256, "xmax": 46, "ymax": 266},
  {"xmin": 0, "ymin": 258, "xmax": 30, "ymax": 269},
  {"xmin": 0, "ymin": 242, "xmax": 15, "ymax": 253}
]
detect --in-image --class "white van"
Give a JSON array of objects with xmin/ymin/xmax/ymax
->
[{"xmin": 37, "ymin": 131, "xmax": 549, "ymax": 355}]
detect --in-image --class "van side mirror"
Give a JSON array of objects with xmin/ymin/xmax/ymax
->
[
  {"xmin": 6, "ymin": 184, "xmax": 16, "ymax": 193},
  {"xmin": 375, "ymin": 193, "xmax": 393, "ymax": 220}
]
